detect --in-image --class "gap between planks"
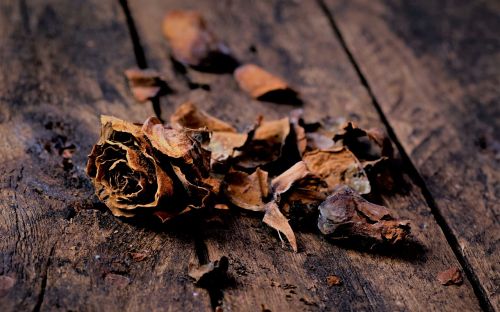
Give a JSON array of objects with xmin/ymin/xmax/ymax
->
[
  {"xmin": 315, "ymin": 0, "xmax": 494, "ymax": 311},
  {"xmin": 117, "ymin": 0, "xmax": 221, "ymax": 310}
]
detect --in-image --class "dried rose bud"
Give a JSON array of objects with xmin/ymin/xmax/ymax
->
[
  {"xmin": 318, "ymin": 186, "xmax": 410, "ymax": 243},
  {"xmin": 86, "ymin": 115, "xmax": 212, "ymax": 221}
]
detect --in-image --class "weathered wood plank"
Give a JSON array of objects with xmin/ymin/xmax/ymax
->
[
  {"xmin": 128, "ymin": 0, "xmax": 481, "ymax": 310},
  {"xmin": 322, "ymin": 0, "xmax": 500, "ymax": 309},
  {"xmin": 0, "ymin": 0, "xmax": 211, "ymax": 311}
]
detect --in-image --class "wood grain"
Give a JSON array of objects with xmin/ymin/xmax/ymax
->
[
  {"xmin": 0, "ymin": 0, "xmax": 211, "ymax": 310},
  {"xmin": 128, "ymin": 0, "xmax": 481, "ymax": 310},
  {"xmin": 322, "ymin": 0, "xmax": 500, "ymax": 309}
]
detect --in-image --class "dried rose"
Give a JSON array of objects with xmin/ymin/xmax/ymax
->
[
  {"xmin": 234, "ymin": 64, "xmax": 301, "ymax": 104},
  {"xmin": 318, "ymin": 186, "xmax": 410, "ymax": 243},
  {"xmin": 86, "ymin": 115, "xmax": 212, "ymax": 221}
]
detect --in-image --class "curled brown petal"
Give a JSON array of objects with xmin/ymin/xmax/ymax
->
[
  {"xmin": 223, "ymin": 168, "xmax": 269, "ymax": 211},
  {"xmin": 236, "ymin": 117, "xmax": 291, "ymax": 169},
  {"xmin": 234, "ymin": 64, "xmax": 300, "ymax": 104},
  {"xmin": 263, "ymin": 201, "xmax": 297, "ymax": 252},
  {"xmin": 209, "ymin": 131, "xmax": 247, "ymax": 166},
  {"xmin": 171, "ymin": 101, "xmax": 236, "ymax": 132},
  {"xmin": 303, "ymin": 148, "xmax": 371, "ymax": 194}
]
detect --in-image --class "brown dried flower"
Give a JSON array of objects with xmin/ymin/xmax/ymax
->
[
  {"xmin": 86, "ymin": 115, "xmax": 212, "ymax": 221},
  {"xmin": 318, "ymin": 186, "xmax": 410, "ymax": 243}
]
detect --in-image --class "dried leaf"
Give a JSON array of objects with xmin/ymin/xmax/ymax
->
[
  {"xmin": 188, "ymin": 256, "xmax": 229, "ymax": 286},
  {"xmin": 437, "ymin": 267, "xmax": 463, "ymax": 286},
  {"xmin": 318, "ymin": 186, "xmax": 410, "ymax": 243},
  {"xmin": 326, "ymin": 275, "xmax": 342, "ymax": 287},
  {"xmin": 234, "ymin": 64, "xmax": 301, "ymax": 104},
  {"xmin": 303, "ymin": 148, "xmax": 371, "ymax": 194},
  {"xmin": 163, "ymin": 10, "xmax": 236, "ymax": 71},
  {"xmin": 171, "ymin": 101, "xmax": 236, "ymax": 132},
  {"xmin": 223, "ymin": 168, "xmax": 269, "ymax": 211},
  {"xmin": 263, "ymin": 201, "xmax": 297, "ymax": 252},
  {"xmin": 236, "ymin": 117, "xmax": 291, "ymax": 169}
]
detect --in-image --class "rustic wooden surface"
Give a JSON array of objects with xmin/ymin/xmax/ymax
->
[
  {"xmin": 0, "ymin": 0, "xmax": 497, "ymax": 311},
  {"xmin": 322, "ymin": 0, "xmax": 500, "ymax": 310}
]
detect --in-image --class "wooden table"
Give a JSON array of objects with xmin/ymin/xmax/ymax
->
[{"xmin": 0, "ymin": 0, "xmax": 498, "ymax": 311}]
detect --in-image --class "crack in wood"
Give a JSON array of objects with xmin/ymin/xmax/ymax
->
[
  {"xmin": 117, "ymin": 1, "xmax": 221, "ymax": 310},
  {"xmin": 315, "ymin": 0, "xmax": 494, "ymax": 311}
]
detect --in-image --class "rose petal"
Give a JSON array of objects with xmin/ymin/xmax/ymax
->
[
  {"xmin": 234, "ymin": 64, "xmax": 300, "ymax": 104},
  {"xmin": 303, "ymin": 148, "xmax": 371, "ymax": 195},
  {"xmin": 171, "ymin": 101, "xmax": 236, "ymax": 132},
  {"xmin": 263, "ymin": 201, "xmax": 297, "ymax": 252},
  {"xmin": 223, "ymin": 168, "xmax": 269, "ymax": 211}
]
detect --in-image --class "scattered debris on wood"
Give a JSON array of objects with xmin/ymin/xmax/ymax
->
[
  {"xmin": 124, "ymin": 68, "xmax": 169, "ymax": 103},
  {"xmin": 437, "ymin": 267, "xmax": 463, "ymax": 286},
  {"xmin": 87, "ymin": 101, "xmax": 411, "ymax": 252},
  {"xmin": 89, "ymin": 9, "xmax": 413, "ymax": 257}
]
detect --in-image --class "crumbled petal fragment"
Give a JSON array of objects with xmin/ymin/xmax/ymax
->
[
  {"xmin": 318, "ymin": 186, "xmax": 410, "ymax": 243},
  {"xmin": 171, "ymin": 101, "xmax": 236, "ymax": 132},
  {"xmin": 437, "ymin": 267, "xmax": 463, "ymax": 286},
  {"xmin": 234, "ymin": 64, "xmax": 300, "ymax": 104},
  {"xmin": 236, "ymin": 117, "xmax": 291, "ymax": 169},
  {"xmin": 124, "ymin": 68, "xmax": 168, "ymax": 103},
  {"xmin": 263, "ymin": 201, "xmax": 298, "ymax": 252},
  {"xmin": 209, "ymin": 131, "xmax": 247, "ymax": 166},
  {"xmin": 271, "ymin": 161, "xmax": 311, "ymax": 197},
  {"xmin": 303, "ymin": 148, "xmax": 371, "ymax": 194},
  {"xmin": 223, "ymin": 168, "xmax": 269, "ymax": 211}
]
